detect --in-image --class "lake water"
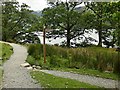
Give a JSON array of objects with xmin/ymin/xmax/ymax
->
[{"xmin": 35, "ymin": 29, "xmax": 103, "ymax": 47}]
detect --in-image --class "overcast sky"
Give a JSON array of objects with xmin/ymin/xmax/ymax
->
[
  {"xmin": 17, "ymin": 0, "xmax": 48, "ymax": 11},
  {"xmin": 17, "ymin": 0, "xmax": 85, "ymax": 11}
]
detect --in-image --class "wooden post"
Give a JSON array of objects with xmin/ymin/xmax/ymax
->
[{"xmin": 43, "ymin": 25, "xmax": 46, "ymax": 63}]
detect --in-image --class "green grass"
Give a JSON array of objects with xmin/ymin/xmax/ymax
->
[
  {"xmin": 51, "ymin": 68, "xmax": 118, "ymax": 80},
  {"xmin": 26, "ymin": 44, "xmax": 119, "ymax": 81},
  {"xmin": 0, "ymin": 42, "xmax": 13, "ymax": 88},
  {"xmin": 27, "ymin": 44, "xmax": 119, "ymax": 73},
  {"xmin": 26, "ymin": 54, "xmax": 118, "ymax": 80},
  {"xmin": 31, "ymin": 71, "xmax": 101, "ymax": 89},
  {"xmin": 0, "ymin": 42, "xmax": 13, "ymax": 65},
  {"xmin": 26, "ymin": 55, "xmax": 118, "ymax": 80}
]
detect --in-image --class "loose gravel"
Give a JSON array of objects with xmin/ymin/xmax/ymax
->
[
  {"xmin": 3, "ymin": 43, "xmax": 41, "ymax": 88},
  {"xmin": 40, "ymin": 70, "xmax": 119, "ymax": 88}
]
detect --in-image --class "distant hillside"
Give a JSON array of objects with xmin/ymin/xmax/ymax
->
[
  {"xmin": 32, "ymin": 6, "xmax": 85, "ymax": 17},
  {"xmin": 32, "ymin": 11, "xmax": 42, "ymax": 16}
]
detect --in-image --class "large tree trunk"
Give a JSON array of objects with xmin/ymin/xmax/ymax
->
[
  {"xmin": 98, "ymin": 29, "xmax": 102, "ymax": 47},
  {"xmin": 67, "ymin": 29, "xmax": 71, "ymax": 47}
]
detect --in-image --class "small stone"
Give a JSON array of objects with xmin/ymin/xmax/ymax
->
[
  {"xmin": 36, "ymin": 66, "xmax": 41, "ymax": 69},
  {"xmin": 26, "ymin": 66, "xmax": 33, "ymax": 70},
  {"xmin": 105, "ymin": 70, "xmax": 111, "ymax": 73},
  {"xmin": 32, "ymin": 65, "xmax": 36, "ymax": 68},
  {"xmin": 0, "ymin": 57, "xmax": 3, "ymax": 60},
  {"xmin": 20, "ymin": 63, "xmax": 30, "ymax": 67}
]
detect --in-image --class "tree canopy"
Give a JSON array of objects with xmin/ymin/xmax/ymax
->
[
  {"xmin": 2, "ymin": 2, "xmax": 41, "ymax": 43},
  {"xmin": 42, "ymin": 2, "xmax": 92, "ymax": 47},
  {"xmin": 2, "ymin": 1, "xmax": 120, "ymax": 48}
]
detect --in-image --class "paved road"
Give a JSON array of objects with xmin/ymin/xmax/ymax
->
[
  {"xmin": 40, "ymin": 70, "xmax": 119, "ymax": 88},
  {"xmin": 3, "ymin": 43, "xmax": 41, "ymax": 88}
]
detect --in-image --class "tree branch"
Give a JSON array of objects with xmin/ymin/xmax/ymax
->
[
  {"xmin": 58, "ymin": 23, "xmax": 66, "ymax": 29},
  {"xmin": 85, "ymin": 2, "xmax": 101, "ymax": 18}
]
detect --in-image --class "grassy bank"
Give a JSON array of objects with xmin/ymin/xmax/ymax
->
[
  {"xmin": 26, "ymin": 44, "xmax": 119, "ymax": 80},
  {"xmin": 31, "ymin": 71, "xmax": 101, "ymax": 88},
  {"xmin": 0, "ymin": 42, "xmax": 13, "ymax": 88},
  {"xmin": 0, "ymin": 42, "xmax": 13, "ymax": 65}
]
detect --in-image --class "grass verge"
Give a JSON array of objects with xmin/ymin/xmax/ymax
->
[
  {"xmin": 0, "ymin": 42, "xmax": 13, "ymax": 65},
  {"xmin": 26, "ymin": 54, "xmax": 118, "ymax": 80},
  {"xmin": 51, "ymin": 68, "xmax": 118, "ymax": 80},
  {"xmin": 30, "ymin": 71, "xmax": 102, "ymax": 89},
  {"xmin": 0, "ymin": 42, "xmax": 13, "ymax": 88}
]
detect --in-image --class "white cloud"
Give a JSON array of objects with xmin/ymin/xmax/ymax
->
[
  {"xmin": 17, "ymin": 0, "xmax": 85, "ymax": 11},
  {"xmin": 17, "ymin": 0, "xmax": 48, "ymax": 11}
]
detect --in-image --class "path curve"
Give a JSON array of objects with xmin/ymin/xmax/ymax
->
[
  {"xmin": 3, "ymin": 43, "xmax": 41, "ymax": 88},
  {"xmin": 40, "ymin": 70, "xmax": 119, "ymax": 88}
]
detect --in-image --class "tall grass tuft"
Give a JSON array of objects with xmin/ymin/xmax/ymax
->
[{"xmin": 27, "ymin": 44, "xmax": 118, "ymax": 73}]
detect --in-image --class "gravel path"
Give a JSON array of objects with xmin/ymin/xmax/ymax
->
[
  {"xmin": 40, "ymin": 70, "xmax": 119, "ymax": 88},
  {"xmin": 1, "ymin": 42, "xmax": 119, "ymax": 89},
  {"xmin": 3, "ymin": 43, "xmax": 41, "ymax": 88}
]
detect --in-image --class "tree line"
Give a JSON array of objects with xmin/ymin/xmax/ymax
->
[{"xmin": 2, "ymin": 1, "xmax": 120, "ymax": 48}]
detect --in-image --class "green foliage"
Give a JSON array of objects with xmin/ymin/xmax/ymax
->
[
  {"xmin": 26, "ymin": 56, "xmax": 36, "ymax": 66},
  {"xmin": 27, "ymin": 44, "xmax": 119, "ymax": 73},
  {"xmin": 85, "ymin": 2, "xmax": 120, "ymax": 47},
  {"xmin": 0, "ymin": 43, "xmax": 13, "ymax": 65},
  {"xmin": 49, "ymin": 55, "xmax": 69, "ymax": 68},
  {"xmin": 2, "ymin": 43, "xmax": 13, "ymax": 61},
  {"xmin": 2, "ymin": 2, "xmax": 42, "ymax": 43},
  {"xmin": 43, "ymin": 2, "xmax": 86, "ymax": 47},
  {"xmin": 28, "ymin": 44, "xmax": 43, "ymax": 59}
]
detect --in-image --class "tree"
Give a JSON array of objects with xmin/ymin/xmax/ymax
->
[
  {"xmin": 107, "ymin": 1, "xmax": 120, "ymax": 47},
  {"xmin": 42, "ymin": 1, "xmax": 86, "ymax": 47},
  {"xmin": 85, "ymin": 2, "xmax": 110, "ymax": 47},
  {"xmin": 99, "ymin": 1, "xmax": 120, "ymax": 48},
  {"xmin": 2, "ymin": 2, "xmax": 19, "ymax": 41},
  {"xmin": 2, "ymin": 2, "xmax": 41, "ymax": 43},
  {"xmin": 85, "ymin": 2, "xmax": 120, "ymax": 47}
]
